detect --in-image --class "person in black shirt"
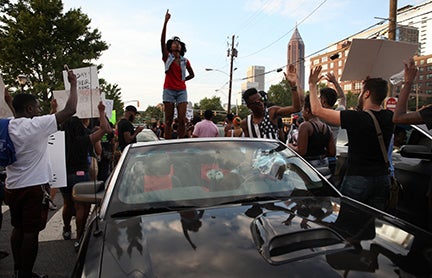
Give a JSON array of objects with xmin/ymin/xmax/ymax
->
[
  {"xmin": 309, "ymin": 66, "xmax": 393, "ymax": 211},
  {"xmin": 60, "ymin": 102, "xmax": 112, "ymax": 250},
  {"xmin": 117, "ymin": 105, "xmax": 143, "ymax": 151}
]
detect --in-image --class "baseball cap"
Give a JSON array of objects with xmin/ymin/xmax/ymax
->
[{"xmin": 125, "ymin": 105, "xmax": 139, "ymax": 114}]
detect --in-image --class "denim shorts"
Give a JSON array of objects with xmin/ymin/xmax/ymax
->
[
  {"xmin": 163, "ymin": 89, "xmax": 188, "ymax": 104},
  {"xmin": 340, "ymin": 175, "xmax": 390, "ymax": 211}
]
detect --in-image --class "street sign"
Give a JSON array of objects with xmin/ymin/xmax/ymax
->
[{"xmin": 385, "ymin": 97, "xmax": 398, "ymax": 111}]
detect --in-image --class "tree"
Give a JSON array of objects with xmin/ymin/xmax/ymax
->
[
  {"xmin": 99, "ymin": 78, "xmax": 123, "ymax": 121},
  {"xmin": 0, "ymin": 0, "xmax": 108, "ymax": 113},
  {"xmin": 143, "ymin": 106, "xmax": 163, "ymax": 123},
  {"xmin": 267, "ymin": 79, "xmax": 295, "ymax": 107},
  {"xmin": 197, "ymin": 96, "xmax": 224, "ymax": 122},
  {"xmin": 345, "ymin": 91, "xmax": 358, "ymax": 110}
]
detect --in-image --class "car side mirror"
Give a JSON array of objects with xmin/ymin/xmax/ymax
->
[
  {"xmin": 400, "ymin": 145, "xmax": 432, "ymax": 160},
  {"xmin": 72, "ymin": 180, "xmax": 105, "ymax": 204}
]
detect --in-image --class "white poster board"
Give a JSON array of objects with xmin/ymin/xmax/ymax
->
[
  {"xmin": 341, "ymin": 39, "xmax": 418, "ymax": 81},
  {"xmin": 0, "ymin": 76, "xmax": 14, "ymax": 118},
  {"xmin": 63, "ymin": 66, "xmax": 99, "ymax": 91},
  {"xmin": 53, "ymin": 88, "xmax": 101, "ymax": 119},
  {"xmin": 100, "ymin": 92, "xmax": 113, "ymax": 119},
  {"xmin": 48, "ymin": 131, "xmax": 67, "ymax": 188}
]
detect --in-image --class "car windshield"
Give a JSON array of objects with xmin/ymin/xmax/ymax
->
[{"xmin": 112, "ymin": 140, "xmax": 337, "ymax": 211}]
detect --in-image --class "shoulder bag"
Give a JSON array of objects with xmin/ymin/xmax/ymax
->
[{"xmin": 365, "ymin": 110, "xmax": 402, "ymax": 211}]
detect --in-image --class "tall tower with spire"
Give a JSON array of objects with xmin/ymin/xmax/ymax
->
[{"xmin": 287, "ymin": 26, "xmax": 305, "ymax": 90}]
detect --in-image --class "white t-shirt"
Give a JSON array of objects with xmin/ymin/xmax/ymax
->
[{"xmin": 6, "ymin": 114, "xmax": 58, "ymax": 189}]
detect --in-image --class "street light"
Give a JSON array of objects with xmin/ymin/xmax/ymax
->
[
  {"xmin": 17, "ymin": 74, "xmax": 27, "ymax": 93},
  {"xmin": 205, "ymin": 67, "xmax": 237, "ymax": 113}
]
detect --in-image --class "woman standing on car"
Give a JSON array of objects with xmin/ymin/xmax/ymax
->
[
  {"xmin": 161, "ymin": 9, "xmax": 195, "ymax": 140},
  {"xmin": 289, "ymin": 95, "xmax": 335, "ymax": 177}
]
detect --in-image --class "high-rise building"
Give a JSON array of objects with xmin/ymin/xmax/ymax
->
[
  {"xmin": 288, "ymin": 27, "xmax": 305, "ymax": 90},
  {"xmin": 246, "ymin": 66, "xmax": 265, "ymax": 92},
  {"xmin": 398, "ymin": 2, "xmax": 432, "ymax": 55}
]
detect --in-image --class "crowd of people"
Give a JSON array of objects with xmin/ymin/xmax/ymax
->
[{"xmin": 0, "ymin": 8, "xmax": 430, "ymax": 278}]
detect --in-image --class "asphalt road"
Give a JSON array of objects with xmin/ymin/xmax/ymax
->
[{"xmin": 0, "ymin": 194, "xmax": 77, "ymax": 278}]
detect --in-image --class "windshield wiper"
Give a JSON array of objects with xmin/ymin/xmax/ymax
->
[
  {"xmin": 219, "ymin": 195, "xmax": 287, "ymax": 206},
  {"xmin": 111, "ymin": 205, "xmax": 198, "ymax": 218}
]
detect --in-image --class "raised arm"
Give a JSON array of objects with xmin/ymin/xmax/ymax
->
[
  {"xmin": 274, "ymin": 64, "xmax": 301, "ymax": 117},
  {"xmin": 161, "ymin": 9, "xmax": 170, "ymax": 60},
  {"xmin": 393, "ymin": 58, "xmax": 423, "ymax": 124},
  {"xmin": 55, "ymin": 70, "xmax": 77, "ymax": 124},
  {"xmin": 325, "ymin": 72, "xmax": 346, "ymax": 108},
  {"xmin": 309, "ymin": 66, "xmax": 341, "ymax": 126},
  {"xmin": 89, "ymin": 101, "xmax": 113, "ymax": 144}
]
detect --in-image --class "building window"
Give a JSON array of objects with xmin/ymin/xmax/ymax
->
[
  {"xmin": 338, "ymin": 69, "xmax": 342, "ymax": 75},
  {"xmin": 426, "ymin": 82, "xmax": 432, "ymax": 87},
  {"xmin": 322, "ymin": 56, "xmax": 328, "ymax": 62},
  {"xmin": 420, "ymin": 60, "xmax": 425, "ymax": 65},
  {"xmin": 322, "ymin": 64, "xmax": 328, "ymax": 70},
  {"xmin": 344, "ymin": 84, "xmax": 352, "ymax": 91},
  {"xmin": 427, "ymin": 66, "xmax": 432, "ymax": 71},
  {"xmin": 330, "ymin": 62, "xmax": 334, "ymax": 69},
  {"xmin": 354, "ymin": 82, "xmax": 362, "ymax": 90},
  {"xmin": 427, "ymin": 58, "xmax": 432, "ymax": 63},
  {"xmin": 427, "ymin": 74, "xmax": 432, "ymax": 79},
  {"xmin": 313, "ymin": 59, "xmax": 320, "ymax": 65},
  {"xmin": 338, "ymin": 60, "xmax": 343, "ymax": 67},
  {"xmin": 419, "ymin": 75, "xmax": 424, "ymax": 80},
  {"xmin": 419, "ymin": 67, "xmax": 424, "ymax": 72},
  {"xmin": 426, "ymin": 90, "xmax": 432, "ymax": 95}
]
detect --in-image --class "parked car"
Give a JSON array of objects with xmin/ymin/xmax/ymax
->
[
  {"xmin": 136, "ymin": 128, "xmax": 160, "ymax": 142},
  {"xmin": 335, "ymin": 124, "xmax": 432, "ymax": 231},
  {"xmin": 73, "ymin": 138, "xmax": 432, "ymax": 277}
]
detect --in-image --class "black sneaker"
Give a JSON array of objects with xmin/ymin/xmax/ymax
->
[{"xmin": 62, "ymin": 226, "xmax": 71, "ymax": 240}]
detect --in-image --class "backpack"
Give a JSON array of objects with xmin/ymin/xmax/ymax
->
[{"xmin": 0, "ymin": 119, "xmax": 16, "ymax": 167}]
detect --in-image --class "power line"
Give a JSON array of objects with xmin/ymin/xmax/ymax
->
[{"xmin": 240, "ymin": 0, "xmax": 328, "ymax": 59}]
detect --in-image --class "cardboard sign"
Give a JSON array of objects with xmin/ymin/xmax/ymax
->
[
  {"xmin": 0, "ymin": 75, "xmax": 14, "ymax": 118},
  {"xmin": 53, "ymin": 88, "xmax": 101, "ymax": 119},
  {"xmin": 341, "ymin": 39, "xmax": 418, "ymax": 81},
  {"xmin": 63, "ymin": 66, "xmax": 99, "ymax": 91},
  {"xmin": 48, "ymin": 131, "xmax": 67, "ymax": 188}
]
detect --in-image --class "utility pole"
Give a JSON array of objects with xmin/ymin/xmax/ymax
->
[
  {"xmin": 388, "ymin": 0, "xmax": 398, "ymax": 96},
  {"xmin": 227, "ymin": 35, "xmax": 237, "ymax": 114},
  {"xmin": 389, "ymin": 0, "xmax": 397, "ymax": 41}
]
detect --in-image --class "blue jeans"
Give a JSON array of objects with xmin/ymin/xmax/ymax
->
[{"xmin": 340, "ymin": 175, "xmax": 390, "ymax": 211}]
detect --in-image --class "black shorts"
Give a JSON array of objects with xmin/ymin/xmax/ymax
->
[{"xmin": 4, "ymin": 184, "xmax": 49, "ymax": 233}]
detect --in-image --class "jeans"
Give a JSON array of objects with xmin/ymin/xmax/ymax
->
[{"xmin": 340, "ymin": 175, "xmax": 390, "ymax": 211}]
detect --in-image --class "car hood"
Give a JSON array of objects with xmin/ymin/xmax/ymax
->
[{"xmin": 96, "ymin": 198, "xmax": 432, "ymax": 277}]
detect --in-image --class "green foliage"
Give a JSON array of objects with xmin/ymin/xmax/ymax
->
[
  {"xmin": 267, "ymin": 78, "xmax": 293, "ymax": 107},
  {"xmin": 143, "ymin": 106, "xmax": 163, "ymax": 123},
  {"xmin": 345, "ymin": 91, "xmax": 358, "ymax": 110},
  {"xmin": 0, "ymin": 0, "xmax": 108, "ymax": 113},
  {"xmin": 196, "ymin": 96, "xmax": 225, "ymax": 122}
]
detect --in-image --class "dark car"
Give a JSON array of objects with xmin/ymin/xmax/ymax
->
[
  {"xmin": 335, "ymin": 124, "xmax": 432, "ymax": 231},
  {"xmin": 73, "ymin": 138, "xmax": 432, "ymax": 277}
]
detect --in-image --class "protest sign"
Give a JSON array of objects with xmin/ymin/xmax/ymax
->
[
  {"xmin": 63, "ymin": 66, "xmax": 99, "ymax": 91},
  {"xmin": 341, "ymin": 39, "xmax": 418, "ymax": 81},
  {"xmin": 48, "ymin": 131, "xmax": 67, "ymax": 188},
  {"xmin": 0, "ymin": 75, "xmax": 13, "ymax": 118},
  {"xmin": 53, "ymin": 88, "xmax": 101, "ymax": 119}
]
